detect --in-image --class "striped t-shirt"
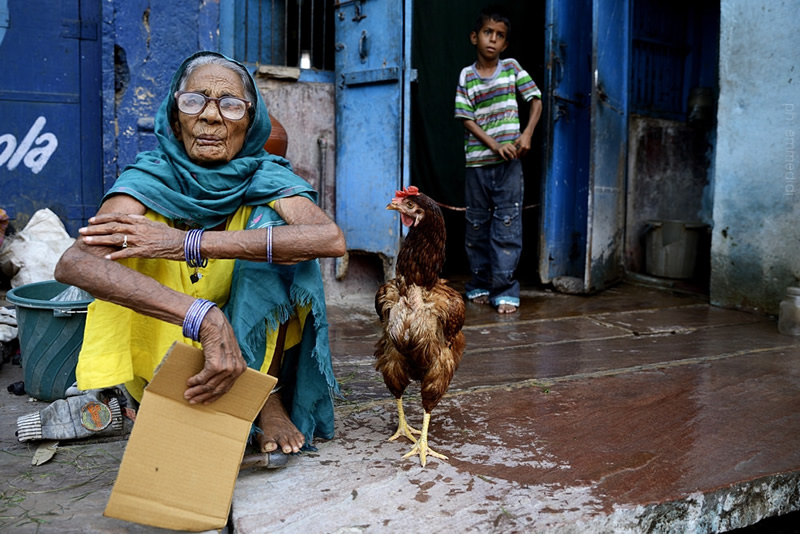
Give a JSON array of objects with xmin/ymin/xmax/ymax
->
[{"xmin": 454, "ymin": 58, "xmax": 542, "ymax": 167}]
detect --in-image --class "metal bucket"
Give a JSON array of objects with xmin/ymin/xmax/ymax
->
[{"xmin": 645, "ymin": 220, "xmax": 708, "ymax": 279}]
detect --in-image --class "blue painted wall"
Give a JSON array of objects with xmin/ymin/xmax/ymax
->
[
  {"xmin": 101, "ymin": 0, "xmax": 219, "ymax": 188},
  {"xmin": 0, "ymin": 0, "xmax": 102, "ymax": 235},
  {"xmin": 711, "ymin": 0, "xmax": 800, "ymax": 314}
]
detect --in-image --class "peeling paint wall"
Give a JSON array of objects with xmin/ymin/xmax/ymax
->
[
  {"xmin": 102, "ymin": 0, "xmax": 219, "ymax": 185},
  {"xmin": 711, "ymin": 0, "xmax": 800, "ymax": 314},
  {"xmin": 255, "ymin": 74, "xmax": 340, "ymax": 288},
  {"xmin": 255, "ymin": 76, "xmax": 336, "ymax": 218}
]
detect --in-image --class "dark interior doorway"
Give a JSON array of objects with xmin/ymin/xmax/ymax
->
[
  {"xmin": 624, "ymin": 0, "xmax": 720, "ymax": 293},
  {"xmin": 410, "ymin": 1, "xmax": 546, "ymax": 283}
]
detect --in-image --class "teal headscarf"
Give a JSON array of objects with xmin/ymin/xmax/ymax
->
[
  {"xmin": 106, "ymin": 51, "xmax": 339, "ymax": 448},
  {"xmin": 105, "ymin": 50, "xmax": 315, "ymax": 228}
]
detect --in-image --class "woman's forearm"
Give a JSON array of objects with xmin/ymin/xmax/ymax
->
[
  {"xmin": 55, "ymin": 241, "xmax": 195, "ymax": 326},
  {"xmin": 200, "ymin": 222, "xmax": 345, "ymax": 264},
  {"xmin": 201, "ymin": 196, "xmax": 346, "ymax": 263},
  {"xmin": 86, "ymin": 195, "xmax": 346, "ymax": 265}
]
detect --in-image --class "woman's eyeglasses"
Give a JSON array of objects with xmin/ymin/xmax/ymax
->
[{"xmin": 174, "ymin": 91, "xmax": 252, "ymax": 121}]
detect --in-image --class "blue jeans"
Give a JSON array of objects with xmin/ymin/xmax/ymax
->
[{"xmin": 464, "ymin": 159, "xmax": 523, "ymax": 307}]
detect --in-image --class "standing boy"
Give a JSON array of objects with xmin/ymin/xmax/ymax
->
[{"xmin": 454, "ymin": 6, "xmax": 542, "ymax": 314}]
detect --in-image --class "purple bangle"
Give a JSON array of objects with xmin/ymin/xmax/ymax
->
[
  {"xmin": 184, "ymin": 229, "xmax": 207, "ymax": 269},
  {"xmin": 267, "ymin": 225, "xmax": 273, "ymax": 264},
  {"xmin": 182, "ymin": 298, "xmax": 217, "ymax": 341}
]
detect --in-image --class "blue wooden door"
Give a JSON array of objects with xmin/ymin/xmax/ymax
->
[
  {"xmin": 0, "ymin": 0, "xmax": 102, "ymax": 237},
  {"xmin": 586, "ymin": 0, "xmax": 629, "ymax": 291},
  {"xmin": 540, "ymin": 0, "xmax": 629, "ymax": 292},
  {"xmin": 334, "ymin": 0, "xmax": 412, "ymax": 274},
  {"xmin": 540, "ymin": 0, "xmax": 592, "ymax": 284}
]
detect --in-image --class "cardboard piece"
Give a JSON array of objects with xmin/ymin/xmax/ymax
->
[{"xmin": 104, "ymin": 342, "xmax": 276, "ymax": 531}]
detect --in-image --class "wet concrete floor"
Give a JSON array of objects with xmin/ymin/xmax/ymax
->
[{"xmin": 1, "ymin": 281, "xmax": 799, "ymax": 532}]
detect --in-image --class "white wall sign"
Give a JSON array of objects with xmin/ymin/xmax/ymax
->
[{"xmin": 0, "ymin": 116, "xmax": 59, "ymax": 174}]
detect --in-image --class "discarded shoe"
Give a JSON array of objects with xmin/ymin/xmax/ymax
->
[
  {"xmin": 65, "ymin": 382, "xmax": 138, "ymax": 421},
  {"xmin": 16, "ymin": 389, "xmax": 125, "ymax": 442}
]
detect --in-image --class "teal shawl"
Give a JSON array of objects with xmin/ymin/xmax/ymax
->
[{"xmin": 106, "ymin": 51, "xmax": 338, "ymax": 448}]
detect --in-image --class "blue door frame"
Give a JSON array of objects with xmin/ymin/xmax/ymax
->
[
  {"xmin": 0, "ymin": 0, "xmax": 102, "ymax": 236},
  {"xmin": 541, "ymin": 0, "xmax": 629, "ymax": 292}
]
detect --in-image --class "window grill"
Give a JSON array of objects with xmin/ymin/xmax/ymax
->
[
  {"xmin": 233, "ymin": 0, "xmax": 335, "ymax": 71},
  {"xmin": 631, "ymin": 38, "xmax": 688, "ymax": 117},
  {"xmin": 629, "ymin": 1, "xmax": 691, "ymax": 119}
]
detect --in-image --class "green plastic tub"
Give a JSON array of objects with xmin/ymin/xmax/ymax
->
[{"xmin": 6, "ymin": 280, "xmax": 94, "ymax": 401}]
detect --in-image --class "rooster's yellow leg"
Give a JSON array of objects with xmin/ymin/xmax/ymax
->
[
  {"xmin": 388, "ymin": 397, "xmax": 420, "ymax": 443},
  {"xmin": 403, "ymin": 412, "xmax": 448, "ymax": 467}
]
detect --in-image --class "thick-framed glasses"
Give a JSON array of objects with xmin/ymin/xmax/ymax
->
[{"xmin": 174, "ymin": 91, "xmax": 252, "ymax": 121}]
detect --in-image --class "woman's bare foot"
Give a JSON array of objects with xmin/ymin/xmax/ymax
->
[
  {"xmin": 497, "ymin": 303, "xmax": 517, "ymax": 314},
  {"xmin": 470, "ymin": 295, "xmax": 490, "ymax": 305},
  {"xmin": 256, "ymin": 393, "xmax": 305, "ymax": 454}
]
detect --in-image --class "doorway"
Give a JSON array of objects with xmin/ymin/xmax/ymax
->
[
  {"xmin": 624, "ymin": 0, "xmax": 720, "ymax": 293},
  {"xmin": 410, "ymin": 1, "xmax": 546, "ymax": 283}
]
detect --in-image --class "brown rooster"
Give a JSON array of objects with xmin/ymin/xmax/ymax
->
[{"xmin": 374, "ymin": 186, "xmax": 466, "ymax": 466}]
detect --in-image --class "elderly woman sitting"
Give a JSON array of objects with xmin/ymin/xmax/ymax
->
[{"xmin": 55, "ymin": 51, "xmax": 345, "ymax": 455}]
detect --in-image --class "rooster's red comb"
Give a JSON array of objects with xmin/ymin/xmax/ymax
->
[{"xmin": 392, "ymin": 185, "xmax": 419, "ymax": 202}]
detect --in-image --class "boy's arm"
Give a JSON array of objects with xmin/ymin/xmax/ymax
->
[
  {"xmin": 462, "ymin": 119, "xmax": 519, "ymax": 161},
  {"xmin": 514, "ymin": 98, "xmax": 543, "ymax": 158}
]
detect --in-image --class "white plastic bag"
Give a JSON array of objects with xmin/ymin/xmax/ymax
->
[
  {"xmin": 51, "ymin": 285, "xmax": 93, "ymax": 303},
  {"xmin": 0, "ymin": 209, "xmax": 75, "ymax": 288}
]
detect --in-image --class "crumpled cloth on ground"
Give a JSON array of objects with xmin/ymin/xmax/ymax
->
[
  {"xmin": 16, "ymin": 388, "xmax": 127, "ymax": 442},
  {"xmin": 0, "ymin": 306, "xmax": 17, "ymax": 343}
]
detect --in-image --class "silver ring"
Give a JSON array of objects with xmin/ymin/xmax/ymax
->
[{"xmin": 122, "ymin": 235, "xmax": 128, "ymax": 248}]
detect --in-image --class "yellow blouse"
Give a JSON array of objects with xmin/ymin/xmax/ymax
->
[{"xmin": 76, "ymin": 206, "xmax": 306, "ymax": 401}]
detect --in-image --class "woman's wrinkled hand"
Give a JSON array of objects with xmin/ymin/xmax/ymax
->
[
  {"xmin": 80, "ymin": 213, "xmax": 185, "ymax": 261},
  {"xmin": 184, "ymin": 307, "xmax": 248, "ymax": 404}
]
